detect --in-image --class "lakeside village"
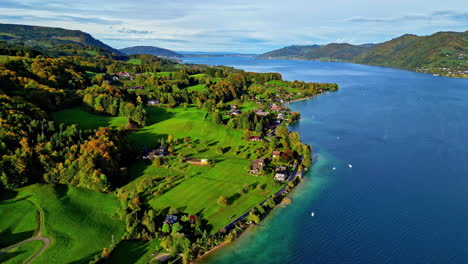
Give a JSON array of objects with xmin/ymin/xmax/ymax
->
[{"xmin": 69, "ymin": 60, "xmax": 337, "ymax": 263}]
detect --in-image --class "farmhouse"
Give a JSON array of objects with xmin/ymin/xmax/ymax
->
[
  {"xmin": 230, "ymin": 108, "xmax": 241, "ymax": 115},
  {"xmin": 254, "ymin": 109, "xmax": 269, "ymax": 117},
  {"xmin": 142, "ymin": 146, "xmax": 168, "ymax": 159},
  {"xmin": 249, "ymin": 136, "xmax": 261, "ymax": 142},
  {"xmin": 147, "ymin": 99, "xmax": 160, "ymax": 106},
  {"xmin": 274, "ymin": 165, "xmax": 288, "ymax": 181},
  {"xmin": 249, "ymin": 158, "xmax": 266, "ymax": 175},
  {"xmin": 272, "ymin": 151, "xmax": 281, "ymax": 158},
  {"xmin": 164, "ymin": 215, "xmax": 179, "ymax": 225}
]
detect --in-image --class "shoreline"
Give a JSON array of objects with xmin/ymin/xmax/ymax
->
[
  {"xmin": 256, "ymin": 57, "xmax": 468, "ymax": 79},
  {"xmin": 192, "ymin": 92, "xmax": 322, "ymax": 263},
  {"xmin": 193, "ymin": 176, "xmax": 306, "ymax": 263}
]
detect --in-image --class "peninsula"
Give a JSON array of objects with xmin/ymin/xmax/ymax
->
[{"xmin": 0, "ymin": 23, "xmax": 337, "ymax": 264}]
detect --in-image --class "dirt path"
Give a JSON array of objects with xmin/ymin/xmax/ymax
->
[{"xmin": 0, "ymin": 199, "xmax": 51, "ymax": 264}]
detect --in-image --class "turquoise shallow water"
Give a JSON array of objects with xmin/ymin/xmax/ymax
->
[{"xmin": 183, "ymin": 57, "xmax": 468, "ymax": 264}]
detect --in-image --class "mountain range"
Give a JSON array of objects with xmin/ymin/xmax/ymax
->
[
  {"xmin": 119, "ymin": 46, "xmax": 183, "ymax": 58},
  {"xmin": 259, "ymin": 31, "xmax": 468, "ymax": 77}
]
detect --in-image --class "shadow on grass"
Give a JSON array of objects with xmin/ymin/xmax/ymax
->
[
  {"xmin": 145, "ymin": 107, "xmax": 176, "ymax": 126},
  {"xmin": 0, "ymin": 250, "xmax": 27, "ymax": 263},
  {"xmin": 68, "ymin": 250, "xmax": 100, "ymax": 264},
  {"xmin": 227, "ymin": 193, "xmax": 241, "ymax": 205},
  {"xmin": 107, "ymin": 240, "xmax": 153, "ymax": 264},
  {"xmin": 0, "ymin": 229, "xmax": 35, "ymax": 248}
]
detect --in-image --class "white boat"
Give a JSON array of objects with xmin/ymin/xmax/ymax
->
[
  {"xmin": 348, "ymin": 164, "xmax": 353, "ymax": 168},
  {"xmin": 332, "ymin": 167, "xmax": 336, "ymax": 171},
  {"xmin": 311, "ymin": 212, "xmax": 315, "ymax": 217}
]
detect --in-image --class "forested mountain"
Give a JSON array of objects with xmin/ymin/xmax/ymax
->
[
  {"xmin": 120, "ymin": 46, "xmax": 184, "ymax": 58},
  {"xmin": 258, "ymin": 45, "xmax": 320, "ymax": 58},
  {"xmin": 353, "ymin": 31, "xmax": 468, "ymax": 73},
  {"xmin": 301, "ymin": 43, "xmax": 371, "ymax": 60},
  {"xmin": 0, "ymin": 23, "xmax": 123, "ymax": 55},
  {"xmin": 259, "ymin": 31, "xmax": 468, "ymax": 77}
]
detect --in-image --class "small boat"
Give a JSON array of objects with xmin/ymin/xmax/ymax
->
[
  {"xmin": 348, "ymin": 164, "xmax": 353, "ymax": 168},
  {"xmin": 336, "ymin": 136, "xmax": 340, "ymax": 139},
  {"xmin": 332, "ymin": 167, "xmax": 336, "ymax": 171},
  {"xmin": 311, "ymin": 212, "xmax": 315, "ymax": 217}
]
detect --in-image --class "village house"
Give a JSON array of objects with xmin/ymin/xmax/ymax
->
[
  {"xmin": 254, "ymin": 109, "xmax": 269, "ymax": 117},
  {"xmin": 230, "ymin": 108, "xmax": 241, "ymax": 115},
  {"xmin": 274, "ymin": 166, "xmax": 288, "ymax": 181},
  {"xmin": 147, "ymin": 99, "xmax": 160, "ymax": 106},
  {"xmin": 164, "ymin": 215, "xmax": 178, "ymax": 225},
  {"xmin": 249, "ymin": 158, "xmax": 266, "ymax": 175},
  {"xmin": 249, "ymin": 136, "xmax": 261, "ymax": 142},
  {"xmin": 272, "ymin": 151, "xmax": 281, "ymax": 159},
  {"xmin": 142, "ymin": 145, "xmax": 168, "ymax": 159}
]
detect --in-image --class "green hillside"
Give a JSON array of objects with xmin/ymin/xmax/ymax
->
[
  {"xmin": 0, "ymin": 23, "xmax": 123, "ymax": 55},
  {"xmin": 301, "ymin": 43, "xmax": 371, "ymax": 60},
  {"xmin": 258, "ymin": 45, "xmax": 320, "ymax": 58},
  {"xmin": 354, "ymin": 31, "xmax": 468, "ymax": 76},
  {"xmin": 259, "ymin": 30, "xmax": 468, "ymax": 77},
  {"xmin": 120, "ymin": 46, "xmax": 184, "ymax": 58}
]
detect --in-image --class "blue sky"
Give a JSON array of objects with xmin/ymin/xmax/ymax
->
[{"xmin": 0, "ymin": 0, "xmax": 466, "ymax": 53}]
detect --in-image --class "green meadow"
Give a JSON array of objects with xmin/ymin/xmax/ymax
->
[
  {"xmin": 0, "ymin": 240, "xmax": 43, "ymax": 264},
  {"xmin": 51, "ymin": 107, "xmax": 128, "ymax": 130},
  {"xmin": 0, "ymin": 199, "xmax": 37, "ymax": 247},
  {"xmin": 125, "ymin": 107, "xmax": 281, "ymax": 232},
  {"xmin": 1, "ymin": 184, "xmax": 125, "ymax": 264}
]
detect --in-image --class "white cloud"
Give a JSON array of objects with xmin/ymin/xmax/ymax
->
[{"xmin": 0, "ymin": 0, "xmax": 466, "ymax": 53}]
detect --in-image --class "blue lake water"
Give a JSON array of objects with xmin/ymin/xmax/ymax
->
[{"xmin": 182, "ymin": 57, "xmax": 468, "ymax": 264}]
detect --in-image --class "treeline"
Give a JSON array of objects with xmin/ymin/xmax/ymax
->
[{"xmin": 0, "ymin": 94, "xmax": 129, "ymax": 191}]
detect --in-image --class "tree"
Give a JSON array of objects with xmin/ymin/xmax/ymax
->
[
  {"xmin": 217, "ymin": 195, "xmax": 228, "ymax": 206},
  {"xmin": 275, "ymin": 125, "xmax": 289, "ymax": 138},
  {"xmin": 162, "ymin": 223, "xmax": 171, "ymax": 233},
  {"xmin": 171, "ymin": 222, "xmax": 183, "ymax": 234},
  {"xmin": 101, "ymin": 248, "xmax": 110, "ymax": 258},
  {"xmin": 247, "ymin": 211, "xmax": 260, "ymax": 224},
  {"xmin": 212, "ymin": 111, "xmax": 222, "ymax": 125},
  {"xmin": 215, "ymin": 146, "xmax": 223, "ymax": 155}
]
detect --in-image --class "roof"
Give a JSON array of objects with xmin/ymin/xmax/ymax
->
[{"xmin": 164, "ymin": 215, "xmax": 178, "ymax": 224}]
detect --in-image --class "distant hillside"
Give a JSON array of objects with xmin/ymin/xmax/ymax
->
[
  {"xmin": 258, "ymin": 45, "xmax": 320, "ymax": 58},
  {"xmin": 354, "ymin": 31, "xmax": 468, "ymax": 71},
  {"xmin": 259, "ymin": 30, "xmax": 468, "ymax": 77},
  {"xmin": 0, "ymin": 23, "xmax": 123, "ymax": 55},
  {"xmin": 301, "ymin": 43, "xmax": 371, "ymax": 60},
  {"xmin": 120, "ymin": 46, "xmax": 183, "ymax": 58}
]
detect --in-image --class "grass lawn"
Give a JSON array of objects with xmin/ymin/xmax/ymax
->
[
  {"xmin": 108, "ymin": 239, "xmax": 161, "ymax": 264},
  {"xmin": 51, "ymin": 107, "xmax": 128, "ymax": 130},
  {"xmin": 155, "ymin": 72, "xmax": 172, "ymax": 77},
  {"xmin": 0, "ymin": 240, "xmax": 43, "ymax": 264},
  {"xmin": 186, "ymin": 84, "xmax": 207, "ymax": 92},
  {"xmin": 125, "ymin": 107, "xmax": 282, "ymax": 233},
  {"xmin": 2, "ymin": 184, "xmax": 125, "ymax": 264},
  {"xmin": 127, "ymin": 58, "xmax": 142, "ymax": 65},
  {"xmin": 0, "ymin": 198, "xmax": 37, "ymax": 247}
]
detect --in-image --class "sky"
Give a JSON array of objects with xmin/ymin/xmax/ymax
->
[{"xmin": 0, "ymin": 0, "xmax": 467, "ymax": 53}]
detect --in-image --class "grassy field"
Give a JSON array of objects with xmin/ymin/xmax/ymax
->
[
  {"xmin": 107, "ymin": 239, "xmax": 161, "ymax": 264},
  {"xmin": 127, "ymin": 58, "xmax": 142, "ymax": 65},
  {"xmin": 125, "ymin": 107, "xmax": 281, "ymax": 233},
  {"xmin": 186, "ymin": 84, "xmax": 207, "ymax": 92},
  {"xmin": 0, "ymin": 199, "xmax": 38, "ymax": 247},
  {"xmin": 51, "ymin": 107, "xmax": 128, "ymax": 130},
  {"xmin": 1, "ymin": 184, "xmax": 125, "ymax": 264},
  {"xmin": 0, "ymin": 240, "xmax": 43, "ymax": 264}
]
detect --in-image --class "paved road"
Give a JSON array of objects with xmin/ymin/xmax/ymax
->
[{"xmin": 0, "ymin": 199, "xmax": 51, "ymax": 264}]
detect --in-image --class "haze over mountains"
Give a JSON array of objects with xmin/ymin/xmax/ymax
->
[
  {"xmin": 119, "ymin": 46, "xmax": 184, "ymax": 58},
  {"xmin": 0, "ymin": 23, "xmax": 466, "ymax": 77}
]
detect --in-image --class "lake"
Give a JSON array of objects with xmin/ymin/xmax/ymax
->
[{"xmin": 182, "ymin": 57, "xmax": 468, "ymax": 264}]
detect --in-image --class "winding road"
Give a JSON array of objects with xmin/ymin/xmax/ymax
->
[{"xmin": 0, "ymin": 199, "xmax": 51, "ymax": 264}]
